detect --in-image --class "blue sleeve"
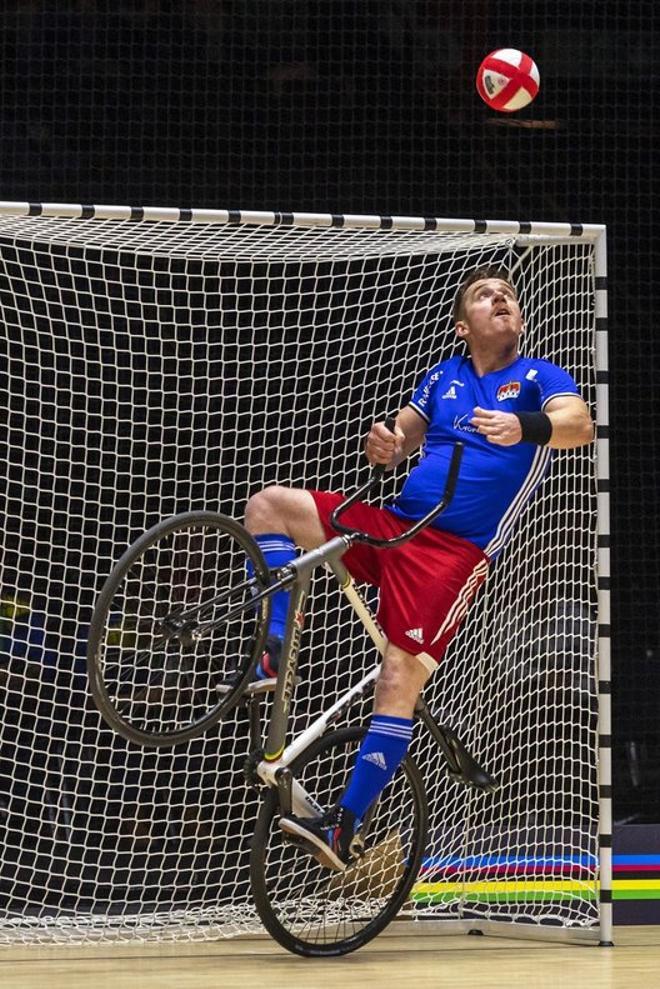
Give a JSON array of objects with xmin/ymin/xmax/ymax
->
[
  {"xmin": 534, "ymin": 361, "xmax": 580, "ymax": 409},
  {"xmin": 409, "ymin": 363, "xmax": 445, "ymax": 422}
]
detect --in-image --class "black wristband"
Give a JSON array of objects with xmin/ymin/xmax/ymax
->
[{"xmin": 514, "ymin": 411, "xmax": 553, "ymax": 445}]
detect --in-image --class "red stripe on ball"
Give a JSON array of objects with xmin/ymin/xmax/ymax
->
[{"xmin": 476, "ymin": 51, "xmax": 539, "ymax": 113}]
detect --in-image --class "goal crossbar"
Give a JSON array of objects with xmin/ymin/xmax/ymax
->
[{"xmin": 0, "ymin": 201, "xmax": 606, "ymax": 239}]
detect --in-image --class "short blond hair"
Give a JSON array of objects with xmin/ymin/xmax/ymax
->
[{"xmin": 452, "ymin": 266, "xmax": 516, "ymax": 324}]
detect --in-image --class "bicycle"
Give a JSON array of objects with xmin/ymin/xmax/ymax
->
[{"xmin": 87, "ymin": 430, "xmax": 498, "ymax": 957}]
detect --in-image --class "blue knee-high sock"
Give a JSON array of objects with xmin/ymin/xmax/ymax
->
[
  {"xmin": 339, "ymin": 715, "xmax": 414, "ymax": 821},
  {"xmin": 246, "ymin": 533, "xmax": 297, "ymax": 640}
]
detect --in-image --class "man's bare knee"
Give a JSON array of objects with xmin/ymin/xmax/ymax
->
[
  {"xmin": 244, "ymin": 486, "xmax": 286, "ymax": 533},
  {"xmin": 374, "ymin": 644, "xmax": 432, "ymax": 719},
  {"xmin": 244, "ymin": 486, "xmax": 326, "ymax": 550}
]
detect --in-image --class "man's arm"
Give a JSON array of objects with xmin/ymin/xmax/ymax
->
[
  {"xmin": 542, "ymin": 395, "xmax": 594, "ymax": 449},
  {"xmin": 365, "ymin": 406, "xmax": 428, "ymax": 468},
  {"xmin": 471, "ymin": 395, "xmax": 594, "ymax": 449}
]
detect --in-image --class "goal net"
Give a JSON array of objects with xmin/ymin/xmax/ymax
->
[{"xmin": 0, "ymin": 205, "xmax": 608, "ymax": 944}]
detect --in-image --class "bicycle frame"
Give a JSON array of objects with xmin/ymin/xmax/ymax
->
[
  {"xmin": 254, "ymin": 556, "xmax": 384, "ymax": 817},
  {"xmin": 252, "ymin": 550, "xmax": 496, "ymax": 820},
  {"xmin": 250, "ymin": 442, "xmax": 467, "ymax": 815}
]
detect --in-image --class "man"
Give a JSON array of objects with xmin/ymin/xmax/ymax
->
[{"xmin": 244, "ymin": 265, "xmax": 594, "ymax": 871}]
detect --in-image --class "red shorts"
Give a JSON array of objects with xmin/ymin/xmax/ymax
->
[{"xmin": 310, "ymin": 491, "xmax": 489, "ymax": 667}]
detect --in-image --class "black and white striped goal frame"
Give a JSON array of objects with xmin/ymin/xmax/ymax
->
[{"xmin": 0, "ymin": 201, "xmax": 611, "ymax": 945}]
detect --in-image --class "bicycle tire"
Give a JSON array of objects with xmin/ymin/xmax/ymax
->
[
  {"xmin": 249, "ymin": 726, "xmax": 427, "ymax": 957},
  {"xmin": 87, "ymin": 511, "xmax": 271, "ymax": 747}
]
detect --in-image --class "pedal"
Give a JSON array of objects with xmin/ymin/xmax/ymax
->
[
  {"xmin": 245, "ymin": 677, "xmax": 278, "ymax": 696},
  {"xmin": 348, "ymin": 834, "xmax": 365, "ymax": 861},
  {"xmin": 244, "ymin": 675, "xmax": 302, "ymax": 697},
  {"xmin": 216, "ymin": 674, "xmax": 301, "ymax": 699}
]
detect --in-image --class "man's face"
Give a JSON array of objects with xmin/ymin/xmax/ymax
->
[{"xmin": 455, "ymin": 278, "xmax": 524, "ymax": 350}]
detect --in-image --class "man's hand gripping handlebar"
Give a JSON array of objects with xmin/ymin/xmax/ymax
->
[{"xmin": 329, "ymin": 416, "xmax": 464, "ymax": 549}]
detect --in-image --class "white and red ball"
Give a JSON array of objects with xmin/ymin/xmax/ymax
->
[{"xmin": 476, "ymin": 49, "xmax": 540, "ymax": 113}]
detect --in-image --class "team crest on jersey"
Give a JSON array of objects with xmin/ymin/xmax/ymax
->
[{"xmin": 496, "ymin": 381, "xmax": 521, "ymax": 402}]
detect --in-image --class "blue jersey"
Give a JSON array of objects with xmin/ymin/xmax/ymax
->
[{"xmin": 386, "ymin": 354, "xmax": 580, "ymax": 558}]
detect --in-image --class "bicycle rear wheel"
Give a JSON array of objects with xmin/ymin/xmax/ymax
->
[
  {"xmin": 250, "ymin": 726, "xmax": 427, "ymax": 957},
  {"xmin": 87, "ymin": 511, "xmax": 271, "ymax": 747}
]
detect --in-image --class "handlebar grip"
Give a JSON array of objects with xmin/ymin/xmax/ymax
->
[
  {"xmin": 444, "ymin": 441, "xmax": 464, "ymax": 502},
  {"xmin": 372, "ymin": 415, "xmax": 397, "ymax": 479}
]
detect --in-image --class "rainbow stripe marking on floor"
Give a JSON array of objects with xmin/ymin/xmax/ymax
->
[{"xmin": 411, "ymin": 855, "xmax": 660, "ymax": 903}]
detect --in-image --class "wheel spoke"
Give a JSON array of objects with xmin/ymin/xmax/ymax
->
[
  {"xmin": 250, "ymin": 727, "xmax": 426, "ymax": 956},
  {"xmin": 87, "ymin": 513, "xmax": 271, "ymax": 746}
]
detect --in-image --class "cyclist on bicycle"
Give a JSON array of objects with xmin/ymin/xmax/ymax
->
[{"xmin": 244, "ymin": 265, "xmax": 594, "ymax": 871}]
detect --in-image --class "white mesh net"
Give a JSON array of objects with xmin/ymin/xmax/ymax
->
[{"xmin": 0, "ymin": 213, "xmax": 599, "ymax": 943}]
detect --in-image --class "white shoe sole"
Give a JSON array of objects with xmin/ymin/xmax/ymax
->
[{"xmin": 278, "ymin": 817, "xmax": 346, "ymax": 872}]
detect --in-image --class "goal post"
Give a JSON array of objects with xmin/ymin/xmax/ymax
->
[{"xmin": 0, "ymin": 203, "xmax": 610, "ymax": 945}]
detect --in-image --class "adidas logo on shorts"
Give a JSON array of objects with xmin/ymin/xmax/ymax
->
[{"xmin": 405, "ymin": 627, "xmax": 424, "ymax": 644}]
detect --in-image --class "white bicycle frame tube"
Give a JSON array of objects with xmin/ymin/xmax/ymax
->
[{"xmin": 256, "ymin": 564, "xmax": 384, "ymax": 800}]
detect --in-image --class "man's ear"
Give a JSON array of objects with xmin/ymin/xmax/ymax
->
[{"xmin": 455, "ymin": 320, "xmax": 469, "ymax": 341}]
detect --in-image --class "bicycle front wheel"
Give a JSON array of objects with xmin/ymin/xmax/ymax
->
[
  {"xmin": 250, "ymin": 726, "xmax": 428, "ymax": 957},
  {"xmin": 87, "ymin": 511, "xmax": 271, "ymax": 747}
]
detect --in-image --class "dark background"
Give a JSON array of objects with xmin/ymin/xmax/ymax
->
[{"xmin": 0, "ymin": 0, "xmax": 657, "ymax": 824}]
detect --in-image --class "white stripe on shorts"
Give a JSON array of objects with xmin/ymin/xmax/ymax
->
[{"xmin": 430, "ymin": 558, "xmax": 489, "ymax": 646}]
